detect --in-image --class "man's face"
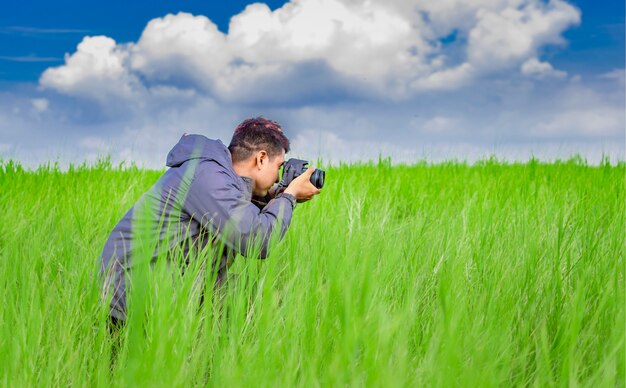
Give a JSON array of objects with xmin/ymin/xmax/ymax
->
[{"xmin": 253, "ymin": 150, "xmax": 285, "ymax": 196}]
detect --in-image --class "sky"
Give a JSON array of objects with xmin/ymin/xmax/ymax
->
[{"xmin": 0, "ymin": 0, "xmax": 624, "ymax": 168}]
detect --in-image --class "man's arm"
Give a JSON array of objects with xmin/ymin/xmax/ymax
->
[
  {"xmin": 250, "ymin": 183, "xmax": 282, "ymax": 210},
  {"xmin": 183, "ymin": 165, "xmax": 295, "ymax": 259}
]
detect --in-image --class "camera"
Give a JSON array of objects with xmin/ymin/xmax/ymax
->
[
  {"xmin": 251, "ymin": 158, "xmax": 325, "ymax": 210},
  {"xmin": 279, "ymin": 158, "xmax": 325, "ymax": 190}
]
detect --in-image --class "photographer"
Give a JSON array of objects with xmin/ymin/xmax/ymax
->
[{"xmin": 100, "ymin": 118, "xmax": 321, "ymax": 324}]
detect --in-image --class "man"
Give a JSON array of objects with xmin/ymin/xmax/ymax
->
[{"xmin": 100, "ymin": 118, "xmax": 320, "ymax": 323}]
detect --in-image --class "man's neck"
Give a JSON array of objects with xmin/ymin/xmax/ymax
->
[{"xmin": 232, "ymin": 160, "xmax": 254, "ymax": 179}]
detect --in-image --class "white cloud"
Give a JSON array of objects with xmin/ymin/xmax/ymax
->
[
  {"xmin": 40, "ymin": 36, "xmax": 142, "ymax": 101},
  {"xmin": 467, "ymin": 1, "xmax": 580, "ymax": 70},
  {"xmin": 38, "ymin": 0, "xmax": 580, "ymax": 103},
  {"xmin": 130, "ymin": 13, "xmax": 227, "ymax": 91},
  {"xmin": 127, "ymin": 2, "xmax": 432, "ymax": 100},
  {"xmin": 600, "ymin": 68, "xmax": 625, "ymax": 87},
  {"xmin": 413, "ymin": 116, "xmax": 459, "ymax": 135},
  {"xmin": 411, "ymin": 63, "xmax": 474, "ymax": 91},
  {"xmin": 521, "ymin": 58, "xmax": 567, "ymax": 79},
  {"xmin": 30, "ymin": 98, "xmax": 49, "ymax": 112},
  {"xmin": 4, "ymin": 0, "xmax": 619, "ymax": 168},
  {"xmin": 2, "ymin": 74, "xmax": 624, "ymax": 169},
  {"xmin": 532, "ymin": 107, "xmax": 624, "ymax": 138},
  {"xmin": 289, "ymin": 129, "xmax": 426, "ymax": 164},
  {"xmin": 227, "ymin": 1, "xmax": 423, "ymax": 78}
]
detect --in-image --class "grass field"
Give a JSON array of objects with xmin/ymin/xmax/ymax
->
[{"xmin": 0, "ymin": 157, "xmax": 624, "ymax": 386}]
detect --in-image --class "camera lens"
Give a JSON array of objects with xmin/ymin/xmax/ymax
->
[{"xmin": 310, "ymin": 169, "xmax": 325, "ymax": 189}]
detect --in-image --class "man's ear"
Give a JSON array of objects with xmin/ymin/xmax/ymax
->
[{"xmin": 256, "ymin": 150, "xmax": 268, "ymax": 169}]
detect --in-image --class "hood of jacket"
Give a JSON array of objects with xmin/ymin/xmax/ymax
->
[{"xmin": 166, "ymin": 134, "xmax": 232, "ymax": 169}]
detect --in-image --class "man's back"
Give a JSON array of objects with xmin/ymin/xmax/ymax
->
[{"xmin": 100, "ymin": 134, "xmax": 294, "ymax": 320}]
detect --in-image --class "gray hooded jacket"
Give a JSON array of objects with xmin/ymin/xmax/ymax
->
[{"xmin": 100, "ymin": 134, "xmax": 294, "ymax": 320}]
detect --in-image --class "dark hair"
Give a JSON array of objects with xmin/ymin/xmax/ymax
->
[{"xmin": 228, "ymin": 117, "xmax": 290, "ymax": 163}]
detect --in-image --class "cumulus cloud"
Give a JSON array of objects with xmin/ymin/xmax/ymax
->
[
  {"xmin": 40, "ymin": 36, "xmax": 142, "ymax": 101},
  {"xmin": 4, "ymin": 0, "xmax": 619, "ymax": 168},
  {"xmin": 521, "ymin": 58, "xmax": 567, "ymax": 79},
  {"xmin": 39, "ymin": 0, "xmax": 580, "ymax": 104},
  {"xmin": 467, "ymin": 1, "xmax": 579, "ymax": 70}
]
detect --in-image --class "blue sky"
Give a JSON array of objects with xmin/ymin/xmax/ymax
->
[
  {"xmin": 1, "ymin": 1, "xmax": 291, "ymax": 81},
  {"xmin": 0, "ymin": 0, "xmax": 623, "ymax": 167}
]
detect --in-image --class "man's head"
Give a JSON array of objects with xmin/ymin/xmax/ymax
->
[{"xmin": 229, "ymin": 117, "xmax": 290, "ymax": 196}]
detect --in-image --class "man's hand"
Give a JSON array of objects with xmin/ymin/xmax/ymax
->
[
  {"xmin": 284, "ymin": 166, "xmax": 321, "ymax": 202},
  {"xmin": 267, "ymin": 183, "xmax": 280, "ymax": 199}
]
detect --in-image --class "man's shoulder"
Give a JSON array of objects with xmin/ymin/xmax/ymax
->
[
  {"xmin": 182, "ymin": 158, "xmax": 249, "ymax": 210},
  {"xmin": 191, "ymin": 158, "xmax": 243, "ymax": 191}
]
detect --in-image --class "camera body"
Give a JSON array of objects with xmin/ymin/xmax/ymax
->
[
  {"xmin": 251, "ymin": 158, "xmax": 325, "ymax": 210},
  {"xmin": 279, "ymin": 158, "xmax": 325, "ymax": 190}
]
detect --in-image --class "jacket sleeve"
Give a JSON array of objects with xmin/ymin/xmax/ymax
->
[{"xmin": 182, "ymin": 163, "xmax": 294, "ymax": 259}]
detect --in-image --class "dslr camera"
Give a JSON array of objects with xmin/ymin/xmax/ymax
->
[
  {"xmin": 251, "ymin": 159, "xmax": 325, "ymax": 209},
  {"xmin": 278, "ymin": 158, "xmax": 325, "ymax": 191}
]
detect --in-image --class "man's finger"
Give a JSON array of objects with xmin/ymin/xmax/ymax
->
[
  {"xmin": 306, "ymin": 182, "xmax": 321, "ymax": 193},
  {"xmin": 304, "ymin": 166, "xmax": 316, "ymax": 177}
]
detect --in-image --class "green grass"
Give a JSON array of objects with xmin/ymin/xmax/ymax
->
[{"xmin": 0, "ymin": 157, "xmax": 624, "ymax": 386}]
